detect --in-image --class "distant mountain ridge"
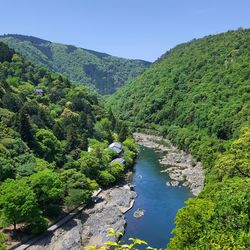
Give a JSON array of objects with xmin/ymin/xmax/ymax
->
[{"xmin": 0, "ymin": 34, "xmax": 151, "ymax": 94}]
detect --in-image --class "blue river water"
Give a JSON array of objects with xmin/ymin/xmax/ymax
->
[{"xmin": 122, "ymin": 146, "xmax": 193, "ymax": 249}]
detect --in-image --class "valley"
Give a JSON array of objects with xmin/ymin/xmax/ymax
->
[
  {"xmin": 0, "ymin": 28, "xmax": 249, "ymax": 250},
  {"xmin": 0, "ymin": 34, "xmax": 151, "ymax": 95}
]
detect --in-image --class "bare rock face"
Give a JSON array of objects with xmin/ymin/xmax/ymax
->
[
  {"xmin": 108, "ymin": 188, "xmax": 137, "ymax": 210},
  {"xmin": 28, "ymin": 186, "xmax": 136, "ymax": 250},
  {"xmin": 81, "ymin": 187, "xmax": 136, "ymax": 247},
  {"xmin": 182, "ymin": 162, "xmax": 204, "ymax": 196},
  {"xmin": 29, "ymin": 219, "xmax": 83, "ymax": 250},
  {"xmin": 53, "ymin": 220, "xmax": 82, "ymax": 250},
  {"xmin": 81, "ymin": 204, "xmax": 126, "ymax": 247}
]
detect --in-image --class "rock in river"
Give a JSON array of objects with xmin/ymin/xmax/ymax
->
[{"xmin": 133, "ymin": 208, "xmax": 145, "ymax": 218}]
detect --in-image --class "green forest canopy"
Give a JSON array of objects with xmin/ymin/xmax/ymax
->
[
  {"xmin": 107, "ymin": 28, "xmax": 250, "ymax": 249},
  {"xmin": 0, "ymin": 34, "xmax": 151, "ymax": 95},
  {"xmin": 0, "ymin": 42, "xmax": 137, "ymax": 246},
  {"xmin": 1, "ymin": 27, "xmax": 250, "ymax": 249}
]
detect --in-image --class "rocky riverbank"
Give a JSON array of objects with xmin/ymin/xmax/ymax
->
[
  {"xmin": 28, "ymin": 186, "xmax": 136, "ymax": 250},
  {"xmin": 133, "ymin": 133, "xmax": 204, "ymax": 196}
]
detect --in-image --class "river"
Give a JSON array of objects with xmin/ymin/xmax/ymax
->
[{"xmin": 122, "ymin": 146, "xmax": 193, "ymax": 249}]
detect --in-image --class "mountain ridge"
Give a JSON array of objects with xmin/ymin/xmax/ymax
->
[{"xmin": 0, "ymin": 34, "xmax": 151, "ymax": 94}]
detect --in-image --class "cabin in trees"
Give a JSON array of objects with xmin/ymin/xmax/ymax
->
[
  {"xmin": 111, "ymin": 157, "xmax": 125, "ymax": 165},
  {"xmin": 109, "ymin": 142, "xmax": 126, "ymax": 166},
  {"xmin": 109, "ymin": 142, "xmax": 122, "ymax": 156},
  {"xmin": 35, "ymin": 89, "xmax": 44, "ymax": 95}
]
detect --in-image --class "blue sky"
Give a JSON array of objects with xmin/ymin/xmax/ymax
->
[{"xmin": 1, "ymin": 0, "xmax": 250, "ymax": 61}]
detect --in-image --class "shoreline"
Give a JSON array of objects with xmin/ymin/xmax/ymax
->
[
  {"xmin": 133, "ymin": 132, "xmax": 205, "ymax": 196},
  {"xmin": 19, "ymin": 132, "xmax": 204, "ymax": 249},
  {"xmin": 81, "ymin": 185, "xmax": 137, "ymax": 247},
  {"xmin": 26, "ymin": 184, "xmax": 136, "ymax": 250}
]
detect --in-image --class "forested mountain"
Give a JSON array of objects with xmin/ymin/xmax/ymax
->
[
  {"xmin": 0, "ymin": 42, "xmax": 137, "ymax": 247},
  {"xmin": 0, "ymin": 34, "xmax": 151, "ymax": 95},
  {"xmin": 107, "ymin": 29, "xmax": 250, "ymax": 249}
]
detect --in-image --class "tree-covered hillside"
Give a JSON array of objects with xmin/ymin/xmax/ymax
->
[
  {"xmin": 0, "ymin": 42, "xmax": 137, "ymax": 247},
  {"xmin": 107, "ymin": 29, "xmax": 250, "ymax": 249},
  {"xmin": 0, "ymin": 34, "xmax": 151, "ymax": 95}
]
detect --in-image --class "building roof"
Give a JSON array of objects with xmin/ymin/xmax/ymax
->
[
  {"xmin": 109, "ymin": 142, "xmax": 122, "ymax": 154},
  {"xmin": 109, "ymin": 142, "xmax": 122, "ymax": 149},
  {"xmin": 35, "ymin": 89, "xmax": 44, "ymax": 94},
  {"xmin": 110, "ymin": 147, "xmax": 122, "ymax": 154},
  {"xmin": 111, "ymin": 158, "xmax": 125, "ymax": 164}
]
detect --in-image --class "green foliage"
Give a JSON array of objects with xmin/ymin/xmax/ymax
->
[
  {"xmin": 0, "ymin": 157, "xmax": 15, "ymax": 181},
  {"xmin": 213, "ymin": 127, "xmax": 250, "ymax": 180},
  {"xmin": 29, "ymin": 216, "xmax": 48, "ymax": 236},
  {"xmin": 122, "ymin": 142, "xmax": 137, "ymax": 168},
  {"xmin": 0, "ymin": 42, "xmax": 134, "ymax": 241},
  {"xmin": 78, "ymin": 153, "xmax": 102, "ymax": 180},
  {"xmin": 122, "ymin": 138, "xmax": 138, "ymax": 154},
  {"xmin": 60, "ymin": 169, "xmax": 95, "ymax": 208},
  {"xmin": 35, "ymin": 128, "xmax": 62, "ymax": 162},
  {"xmin": 60, "ymin": 168, "xmax": 95, "ymax": 191},
  {"xmin": 108, "ymin": 162, "xmax": 125, "ymax": 180},
  {"xmin": 30, "ymin": 169, "xmax": 64, "ymax": 217},
  {"xmin": 0, "ymin": 35, "xmax": 151, "ymax": 94},
  {"xmin": 0, "ymin": 179, "xmax": 40, "ymax": 230},
  {"xmin": 94, "ymin": 118, "xmax": 113, "ymax": 142},
  {"xmin": 0, "ymin": 42, "xmax": 14, "ymax": 62},
  {"xmin": 108, "ymin": 28, "xmax": 250, "ymax": 165},
  {"xmin": 168, "ymin": 198, "xmax": 215, "ymax": 249},
  {"xmin": 0, "ymin": 232, "xmax": 7, "ymax": 250},
  {"xmin": 2, "ymin": 92, "xmax": 23, "ymax": 112},
  {"xmin": 116, "ymin": 120, "xmax": 129, "ymax": 142},
  {"xmin": 169, "ymin": 178, "xmax": 250, "ymax": 249},
  {"xmin": 0, "ymin": 108, "xmax": 14, "ymax": 126},
  {"xmin": 98, "ymin": 170, "xmax": 116, "ymax": 187},
  {"xmin": 107, "ymin": 29, "xmax": 250, "ymax": 249},
  {"xmin": 86, "ymin": 228, "xmax": 149, "ymax": 250},
  {"xmin": 64, "ymin": 189, "xmax": 91, "ymax": 208}
]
